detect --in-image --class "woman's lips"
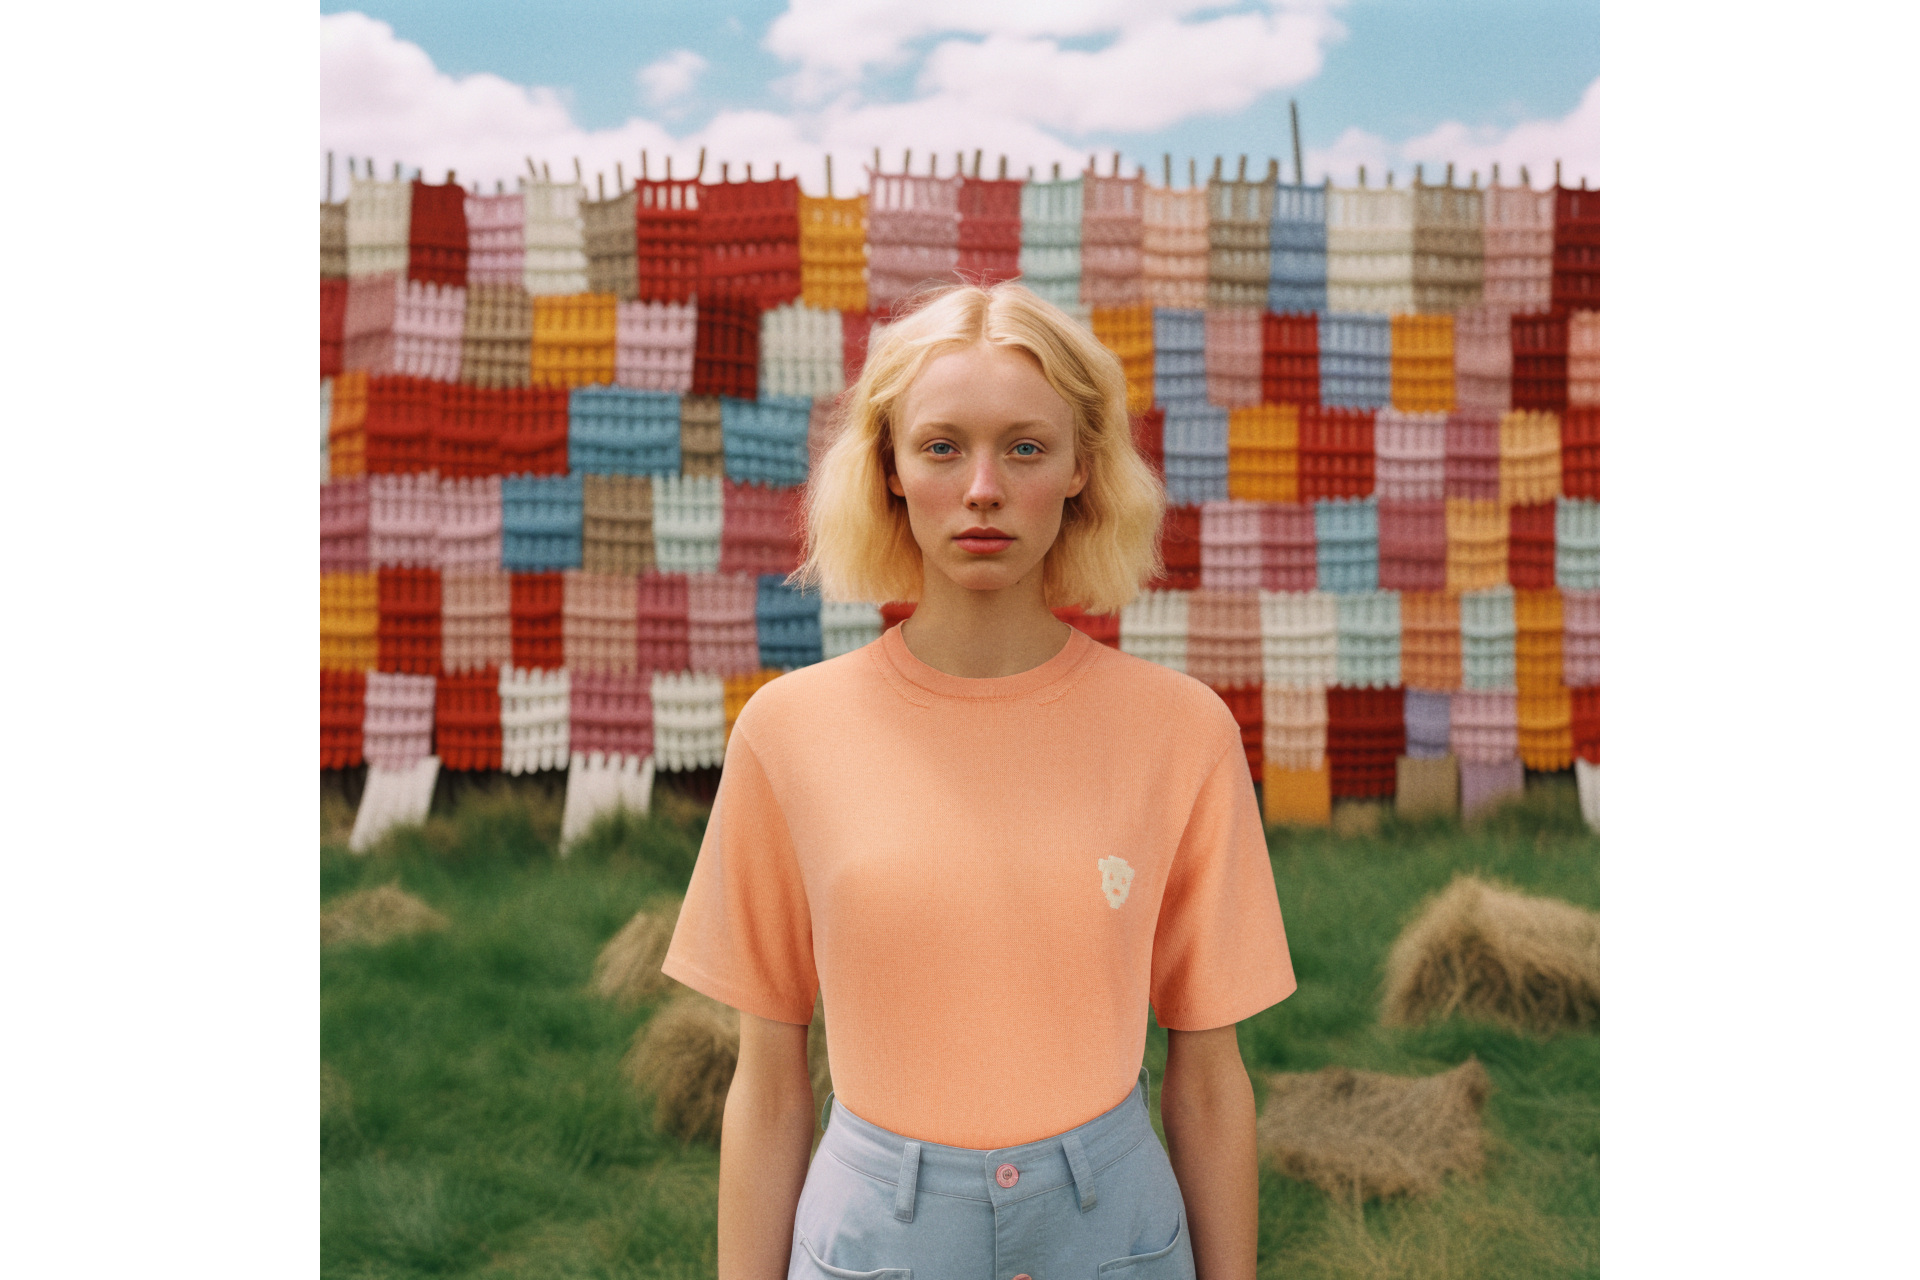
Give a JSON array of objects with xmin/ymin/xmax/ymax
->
[{"xmin": 954, "ymin": 535, "xmax": 1014, "ymax": 554}]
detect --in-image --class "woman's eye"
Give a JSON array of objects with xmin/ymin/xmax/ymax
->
[
  {"xmin": 928, "ymin": 442, "xmax": 956, "ymax": 456},
  {"xmin": 1012, "ymin": 443, "xmax": 1039, "ymax": 457}
]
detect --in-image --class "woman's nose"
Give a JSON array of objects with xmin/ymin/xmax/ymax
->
[{"xmin": 964, "ymin": 458, "xmax": 1004, "ymax": 509}]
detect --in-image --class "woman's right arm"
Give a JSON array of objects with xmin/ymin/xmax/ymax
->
[{"xmin": 717, "ymin": 1010, "xmax": 817, "ymax": 1280}]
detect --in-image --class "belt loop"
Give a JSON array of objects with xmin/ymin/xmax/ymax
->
[
  {"xmin": 819, "ymin": 1090, "xmax": 835, "ymax": 1134},
  {"xmin": 1063, "ymin": 1133, "xmax": 1098, "ymax": 1211},
  {"xmin": 893, "ymin": 1140, "xmax": 922, "ymax": 1222}
]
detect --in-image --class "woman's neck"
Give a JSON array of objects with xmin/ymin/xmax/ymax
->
[{"xmin": 898, "ymin": 570, "xmax": 1073, "ymax": 679}]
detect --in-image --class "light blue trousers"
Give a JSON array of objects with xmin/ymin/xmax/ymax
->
[{"xmin": 790, "ymin": 1067, "xmax": 1194, "ymax": 1280}]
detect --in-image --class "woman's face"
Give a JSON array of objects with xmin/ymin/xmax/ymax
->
[{"xmin": 887, "ymin": 340, "xmax": 1088, "ymax": 598}]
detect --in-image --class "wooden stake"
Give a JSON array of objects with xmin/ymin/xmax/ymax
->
[
  {"xmin": 873, "ymin": 146, "xmax": 881, "ymax": 175},
  {"xmin": 1290, "ymin": 99, "xmax": 1304, "ymax": 186},
  {"xmin": 973, "ymin": 148, "xmax": 983, "ymax": 179},
  {"xmin": 496, "ymin": 180, "xmax": 504, "ymax": 195},
  {"xmin": 616, "ymin": 161, "xmax": 624, "ymax": 190},
  {"xmin": 597, "ymin": 172, "xmax": 605, "ymax": 200},
  {"xmin": 1212, "ymin": 155, "xmax": 1223, "ymax": 180},
  {"xmin": 326, "ymin": 151, "xmax": 334, "ymax": 203},
  {"xmin": 1163, "ymin": 153, "xmax": 1172, "ymax": 187},
  {"xmin": 746, "ymin": 163, "xmax": 753, "ymax": 181},
  {"xmin": 641, "ymin": 150, "xmax": 649, "ymax": 180},
  {"xmin": 1188, "ymin": 157, "xmax": 1197, "ymax": 188},
  {"xmin": 1555, "ymin": 159, "xmax": 1562, "ymax": 187},
  {"xmin": 573, "ymin": 157, "xmax": 582, "ymax": 183},
  {"xmin": 1052, "ymin": 161, "xmax": 1061, "ymax": 179},
  {"xmin": 722, "ymin": 162, "xmax": 730, "ymax": 182},
  {"xmin": 1358, "ymin": 164, "xmax": 1366, "ymax": 187},
  {"xmin": 696, "ymin": 147, "xmax": 706, "ymax": 179},
  {"xmin": 542, "ymin": 161, "xmax": 551, "ymax": 180},
  {"xmin": 998, "ymin": 155, "xmax": 1007, "ymax": 180},
  {"xmin": 1445, "ymin": 161, "xmax": 1455, "ymax": 187},
  {"xmin": 957, "ymin": 151, "xmax": 965, "ymax": 178},
  {"xmin": 393, "ymin": 161, "xmax": 402, "ymax": 180},
  {"xmin": 1491, "ymin": 162, "xmax": 1500, "ymax": 186},
  {"xmin": 1470, "ymin": 170, "xmax": 1478, "ymax": 189},
  {"xmin": 665, "ymin": 155, "xmax": 673, "ymax": 180},
  {"xmin": 1237, "ymin": 154, "xmax": 1247, "ymax": 181},
  {"xmin": 1266, "ymin": 158, "xmax": 1279, "ymax": 182},
  {"xmin": 825, "ymin": 153, "xmax": 834, "ymax": 198},
  {"xmin": 1415, "ymin": 162, "xmax": 1423, "ymax": 186},
  {"xmin": 1520, "ymin": 164, "xmax": 1530, "ymax": 187}
]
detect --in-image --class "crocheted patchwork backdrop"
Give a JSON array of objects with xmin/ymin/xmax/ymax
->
[{"xmin": 320, "ymin": 166, "xmax": 1599, "ymax": 823}]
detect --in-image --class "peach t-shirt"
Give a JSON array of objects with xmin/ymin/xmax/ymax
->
[{"xmin": 661, "ymin": 622, "xmax": 1296, "ymax": 1148}]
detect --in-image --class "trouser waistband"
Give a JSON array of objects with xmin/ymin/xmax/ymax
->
[{"xmin": 814, "ymin": 1065, "xmax": 1155, "ymax": 1222}]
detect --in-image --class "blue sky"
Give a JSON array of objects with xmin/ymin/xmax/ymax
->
[{"xmin": 320, "ymin": 1, "xmax": 1598, "ymax": 196}]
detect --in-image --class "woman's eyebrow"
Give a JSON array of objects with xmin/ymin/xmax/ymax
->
[{"xmin": 906, "ymin": 417, "xmax": 1061, "ymax": 434}]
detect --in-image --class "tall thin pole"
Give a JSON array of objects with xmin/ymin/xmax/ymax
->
[{"xmin": 1289, "ymin": 99, "xmax": 1304, "ymax": 186}]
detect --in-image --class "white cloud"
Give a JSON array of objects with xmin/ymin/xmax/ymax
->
[
  {"xmin": 766, "ymin": 1, "xmax": 1346, "ymax": 113},
  {"xmin": 1304, "ymin": 78, "xmax": 1601, "ymax": 189},
  {"xmin": 320, "ymin": 11, "xmax": 1595, "ymax": 204},
  {"xmin": 917, "ymin": 7, "xmax": 1342, "ymax": 134},
  {"xmin": 637, "ymin": 49, "xmax": 708, "ymax": 108},
  {"xmin": 320, "ymin": 13, "xmax": 1093, "ymax": 197}
]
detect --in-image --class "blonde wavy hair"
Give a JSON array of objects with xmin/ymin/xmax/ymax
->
[{"xmin": 793, "ymin": 282, "xmax": 1165, "ymax": 613}]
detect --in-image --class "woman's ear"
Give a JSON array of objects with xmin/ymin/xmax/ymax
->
[{"xmin": 1066, "ymin": 453, "xmax": 1089, "ymax": 500}]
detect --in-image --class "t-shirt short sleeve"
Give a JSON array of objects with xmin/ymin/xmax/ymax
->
[
  {"xmin": 1149, "ymin": 737, "xmax": 1297, "ymax": 1030},
  {"xmin": 660, "ymin": 729, "xmax": 819, "ymax": 1025}
]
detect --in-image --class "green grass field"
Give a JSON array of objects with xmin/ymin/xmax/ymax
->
[{"xmin": 321, "ymin": 779, "xmax": 1598, "ymax": 1279}]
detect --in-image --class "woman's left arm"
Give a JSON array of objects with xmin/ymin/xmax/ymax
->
[{"xmin": 1161, "ymin": 1023, "xmax": 1258, "ymax": 1280}]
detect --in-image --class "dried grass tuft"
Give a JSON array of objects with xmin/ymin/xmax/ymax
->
[
  {"xmin": 591, "ymin": 896, "xmax": 683, "ymax": 1008},
  {"xmin": 1257, "ymin": 1059, "xmax": 1492, "ymax": 1201},
  {"xmin": 321, "ymin": 884, "xmax": 450, "ymax": 948},
  {"xmin": 1381, "ymin": 874, "xmax": 1599, "ymax": 1034},
  {"xmin": 623, "ymin": 992, "xmax": 740, "ymax": 1144}
]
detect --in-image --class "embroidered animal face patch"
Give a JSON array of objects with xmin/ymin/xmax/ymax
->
[{"xmin": 1097, "ymin": 856, "xmax": 1135, "ymax": 909}]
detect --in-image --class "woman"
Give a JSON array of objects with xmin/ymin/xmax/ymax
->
[{"xmin": 662, "ymin": 282, "xmax": 1295, "ymax": 1279}]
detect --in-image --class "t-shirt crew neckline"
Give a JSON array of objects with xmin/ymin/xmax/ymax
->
[{"xmin": 876, "ymin": 619, "xmax": 1098, "ymax": 703}]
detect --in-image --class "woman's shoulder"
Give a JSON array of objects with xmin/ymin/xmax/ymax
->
[
  {"xmin": 729, "ymin": 643, "xmax": 881, "ymax": 739},
  {"xmin": 1082, "ymin": 644, "xmax": 1243, "ymax": 743}
]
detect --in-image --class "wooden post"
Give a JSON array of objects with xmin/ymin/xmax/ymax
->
[
  {"xmin": 573, "ymin": 157, "xmax": 582, "ymax": 183},
  {"xmin": 973, "ymin": 149, "xmax": 983, "ymax": 179},
  {"xmin": 872, "ymin": 146, "xmax": 881, "ymax": 175},
  {"xmin": 696, "ymin": 146, "xmax": 706, "ymax": 179},
  {"xmin": 1520, "ymin": 164, "xmax": 1530, "ymax": 188},
  {"xmin": 640, "ymin": 150, "xmax": 648, "ymax": 180},
  {"xmin": 1163, "ymin": 153, "xmax": 1172, "ymax": 188},
  {"xmin": 825, "ymin": 153, "xmax": 834, "ymax": 198},
  {"xmin": 1491, "ymin": 162, "xmax": 1500, "ymax": 186},
  {"xmin": 1445, "ymin": 161, "xmax": 1455, "ymax": 187},
  {"xmin": 326, "ymin": 151, "xmax": 334, "ymax": 203},
  {"xmin": 393, "ymin": 161, "xmax": 402, "ymax": 180},
  {"xmin": 616, "ymin": 161, "xmax": 624, "ymax": 190},
  {"xmin": 1236, "ymin": 154, "xmax": 1247, "ymax": 181},
  {"xmin": 902, "ymin": 149, "xmax": 911, "ymax": 174},
  {"xmin": 746, "ymin": 163, "xmax": 753, "ymax": 181},
  {"xmin": 1188, "ymin": 157, "xmax": 1197, "ymax": 188},
  {"xmin": 542, "ymin": 161, "xmax": 551, "ymax": 180},
  {"xmin": 1555, "ymin": 160, "xmax": 1562, "ymax": 187},
  {"xmin": 597, "ymin": 172, "xmax": 605, "ymax": 200},
  {"xmin": 998, "ymin": 155, "xmax": 1007, "ymax": 180},
  {"xmin": 1051, "ymin": 161, "xmax": 1061, "ymax": 180},
  {"xmin": 665, "ymin": 155, "xmax": 672, "ymax": 180},
  {"xmin": 1359, "ymin": 164, "xmax": 1366, "ymax": 188},
  {"xmin": 1289, "ymin": 99, "xmax": 1304, "ymax": 186},
  {"xmin": 1415, "ymin": 162, "xmax": 1424, "ymax": 186},
  {"xmin": 721, "ymin": 162, "xmax": 730, "ymax": 182}
]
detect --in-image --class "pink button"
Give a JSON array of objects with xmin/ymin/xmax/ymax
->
[
  {"xmin": 1012, "ymin": 1275, "xmax": 1032, "ymax": 1280},
  {"xmin": 995, "ymin": 1163, "xmax": 1019, "ymax": 1188}
]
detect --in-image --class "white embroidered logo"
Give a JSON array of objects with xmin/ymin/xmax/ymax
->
[{"xmin": 1098, "ymin": 856, "xmax": 1135, "ymax": 909}]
